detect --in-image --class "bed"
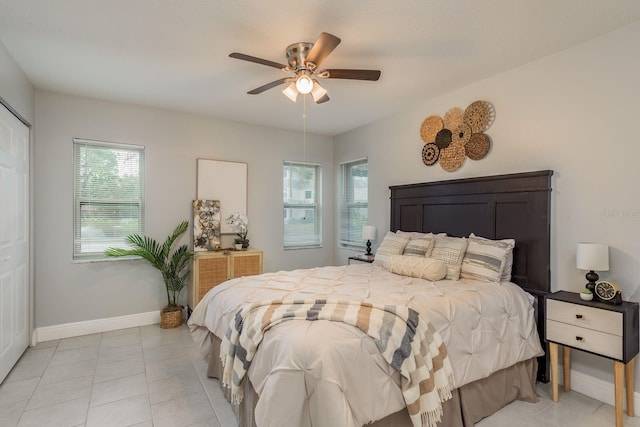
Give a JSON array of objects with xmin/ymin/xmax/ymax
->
[{"xmin": 189, "ymin": 170, "xmax": 553, "ymax": 427}]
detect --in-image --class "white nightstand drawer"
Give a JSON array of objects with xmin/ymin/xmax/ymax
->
[
  {"xmin": 547, "ymin": 299, "xmax": 622, "ymax": 336},
  {"xmin": 547, "ymin": 319, "xmax": 623, "ymax": 360}
]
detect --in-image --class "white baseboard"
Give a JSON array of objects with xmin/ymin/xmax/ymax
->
[
  {"xmin": 31, "ymin": 310, "xmax": 160, "ymax": 345},
  {"xmin": 559, "ymin": 366, "xmax": 640, "ymax": 415}
]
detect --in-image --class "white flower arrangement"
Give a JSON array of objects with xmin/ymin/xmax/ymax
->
[{"xmin": 226, "ymin": 213, "xmax": 249, "ymax": 241}]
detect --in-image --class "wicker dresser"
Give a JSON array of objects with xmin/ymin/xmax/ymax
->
[{"xmin": 190, "ymin": 249, "xmax": 263, "ymax": 308}]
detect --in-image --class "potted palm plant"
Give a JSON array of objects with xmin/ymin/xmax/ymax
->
[{"xmin": 105, "ymin": 220, "xmax": 193, "ymax": 328}]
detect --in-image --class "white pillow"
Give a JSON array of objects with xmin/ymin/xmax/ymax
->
[
  {"xmin": 461, "ymin": 234, "xmax": 515, "ymax": 282},
  {"xmin": 389, "ymin": 255, "xmax": 447, "ymax": 281},
  {"xmin": 373, "ymin": 231, "xmax": 410, "ymax": 268},
  {"xmin": 466, "ymin": 233, "xmax": 516, "ymax": 282},
  {"xmin": 402, "ymin": 236, "xmax": 434, "ymax": 257},
  {"xmin": 430, "ymin": 236, "xmax": 468, "ymax": 280}
]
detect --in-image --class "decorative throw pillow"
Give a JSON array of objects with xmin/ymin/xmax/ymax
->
[
  {"xmin": 430, "ymin": 236, "xmax": 468, "ymax": 280},
  {"xmin": 468, "ymin": 233, "xmax": 516, "ymax": 281},
  {"xmin": 373, "ymin": 231, "xmax": 410, "ymax": 268},
  {"xmin": 461, "ymin": 234, "xmax": 515, "ymax": 282},
  {"xmin": 388, "ymin": 255, "xmax": 447, "ymax": 281},
  {"xmin": 402, "ymin": 236, "xmax": 434, "ymax": 257}
]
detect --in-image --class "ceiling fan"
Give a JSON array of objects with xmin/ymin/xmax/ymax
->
[{"xmin": 229, "ymin": 32, "xmax": 381, "ymax": 104}]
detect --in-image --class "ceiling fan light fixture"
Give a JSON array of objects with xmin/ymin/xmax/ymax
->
[
  {"xmin": 282, "ymin": 83, "xmax": 299, "ymax": 102},
  {"xmin": 310, "ymin": 81, "xmax": 328, "ymax": 103},
  {"xmin": 295, "ymin": 74, "xmax": 314, "ymax": 94}
]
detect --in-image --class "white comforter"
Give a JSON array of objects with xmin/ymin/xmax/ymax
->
[{"xmin": 189, "ymin": 264, "xmax": 543, "ymax": 427}]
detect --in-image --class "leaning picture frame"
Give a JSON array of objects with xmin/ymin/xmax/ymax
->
[
  {"xmin": 193, "ymin": 199, "xmax": 221, "ymax": 251},
  {"xmin": 196, "ymin": 158, "xmax": 248, "ymax": 234}
]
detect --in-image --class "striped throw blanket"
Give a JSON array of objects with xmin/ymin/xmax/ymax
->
[{"xmin": 220, "ymin": 299, "xmax": 454, "ymax": 427}]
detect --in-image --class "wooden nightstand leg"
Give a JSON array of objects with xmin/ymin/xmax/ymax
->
[
  {"xmin": 626, "ymin": 357, "xmax": 635, "ymax": 417},
  {"xmin": 614, "ymin": 361, "xmax": 624, "ymax": 427},
  {"xmin": 550, "ymin": 342, "xmax": 559, "ymax": 402},
  {"xmin": 563, "ymin": 346, "xmax": 571, "ymax": 392}
]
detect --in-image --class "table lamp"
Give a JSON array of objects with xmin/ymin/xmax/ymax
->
[
  {"xmin": 576, "ymin": 242, "xmax": 609, "ymax": 292},
  {"xmin": 362, "ymin": 225, "xmax": 377, "ymax": 256}
]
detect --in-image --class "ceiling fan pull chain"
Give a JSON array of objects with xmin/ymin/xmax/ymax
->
[{"xmin": 303, "ymin": 95, "xmax": 307, "ymax": 164}]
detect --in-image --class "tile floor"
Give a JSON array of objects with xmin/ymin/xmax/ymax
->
[{"xmin": 0, "ymin": 324, "xmax": 637, "ymax": 427}]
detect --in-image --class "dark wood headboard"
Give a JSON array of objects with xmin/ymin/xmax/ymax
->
[{"xmin": 389, "ymin": 170, "xmax": 553, "ymax": 381}]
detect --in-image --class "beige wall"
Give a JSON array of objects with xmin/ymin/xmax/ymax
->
[
  {"xmin": 334, "ymin": 21, "xmax": 640, "ymax": 385},
  {"xmin": 34, "ymin": 91, "xmax": 334, "ymax": 327},
  {"xmin": 0, "ymin": 41, "xmax": 34, "ymax": 123}
]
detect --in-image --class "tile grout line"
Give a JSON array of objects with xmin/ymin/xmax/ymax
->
[
  {"xmin": 14, "ymin": 338, "xmax": 59, "ymax": 426},
  {"xmin": 190, "ymin": 350, "xmax": 224, "ymax": 427}
]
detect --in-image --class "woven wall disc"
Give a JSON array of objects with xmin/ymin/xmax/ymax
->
[
  {"xmin": 434, "ymin": 128, "xmax": 452, "ymax": 149},
  {"xmin": 443, "ymin": 107, "xmax": 464, "ymax": 129},
  {"xmin": 465, "ymin": 133, "xmax": 491, "ymax": 160},
  {"xmin": 422, "ymin": 143, "xmax": 440, "ymax": 166},
  {"xmin": 451, "ymin": 123, "xmax": 472, "ymax": 146},
  {"xmin": 463, "ymin": 100, "xmax": 495, "ymax": 133},
  {"xmin": 420, "ymin": 115, "xmax": 443, "ymax": 143},
  {"xmin": 439, "ymin": 143, "xmax": 466, "ymax": 172}
]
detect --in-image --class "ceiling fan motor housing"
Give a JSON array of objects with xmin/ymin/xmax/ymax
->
[{"xmin": 286, "ymin": 42, "xmax": 314, "ymax": 71}]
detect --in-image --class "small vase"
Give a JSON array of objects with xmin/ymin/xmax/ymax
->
[
  {"xmin": 242, "ymin": 239, "xmax": 250, "ymax": 249},
  {"xmin": 580, "ymin": 292, "xmax": 593, "ymax": 301}
]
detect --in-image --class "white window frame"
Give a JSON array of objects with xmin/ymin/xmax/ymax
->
[
  {"xmin": 340, "ymin": 158, "xmax": 368, "ymax": 249},
  {"xmin": 73, "ymin": 138, "xmax": 145, "ymax": 261},
  {"xmin": 283, "ymin": 161, "xmax": 322, "ymax": 249}
]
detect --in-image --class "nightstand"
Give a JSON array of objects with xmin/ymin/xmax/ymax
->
[
  {"xmin": 546, "ymin": 290, "xmax": 639, "ymax": 427},
  {"xmin": 348, "ymin": 255, "xmax": 374, "ymax": 265}
]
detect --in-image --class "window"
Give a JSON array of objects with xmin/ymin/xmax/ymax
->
[
  {"xmin": 73, "ymin": 139, "xmax": 145, "ymax": 260},
  {"xmin": 340, "ymin": 158, "xmax": 368, "ymax": 248},
  {"xmin": 283, "ymin": 161, "xmax": 321, "ymax": 249}
]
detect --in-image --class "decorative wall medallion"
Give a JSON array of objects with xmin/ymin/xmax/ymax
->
[
  {"xmin": 419, "ymin": 100, "xmax": 495, "ymax": 172},
  {"xmin": 420, "ymin": 115, "xmax": 444, "ymax": 143},
  {"xmin": 422, "ymin": 143, "xmax": 440, "ymax": 166}
]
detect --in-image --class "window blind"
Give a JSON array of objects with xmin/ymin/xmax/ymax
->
[
  {"xmin": 340, "ymin": 158, "xmax": 368, "ymax": 248},
  {"xmin": 283, "ymin": 161, "xmax": 322, "ymax": 249},
  {"xmin": 73, "ymin": 138, "xmax": 145, "ymax": 260}
]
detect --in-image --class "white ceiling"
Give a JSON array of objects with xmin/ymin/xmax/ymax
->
[{"xmin": 1, "ymin": 0, "xmax": 640, "ymax": 136}]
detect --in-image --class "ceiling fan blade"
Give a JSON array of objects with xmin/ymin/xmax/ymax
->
[
  {"xmin": 247, "ymin": 78, "xmax": 291, "ymax": 94},
  {"xmin": 305, "ymin": 32, "xmax": 341, "ymax": 69},
  {"xmin": 229, "ymin": 52, "xmax": 288, "ymax": 70},
  {"xmin": 315, "ymin": 94, "xmax": 330, "ymax": 104},
  {"xmin": 321, "ymin": 69, "xmax": 381, "ymax": 81}
]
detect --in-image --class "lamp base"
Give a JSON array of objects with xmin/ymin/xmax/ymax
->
[
  {"xmin": 585, "ymin": 270, "xmax": 599, "ymax": 292},
  {"xmin": 365, "ymin": 240, "xmax": 372, "ymax": 256}
]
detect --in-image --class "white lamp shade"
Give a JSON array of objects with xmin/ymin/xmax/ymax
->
[
  {"xmin": 310, "ymin": 80, "xmax": 328, "ymax": 102},
  {"xmin": 362, "ymin": 225, "xmax": 377, "ymax": 241},
  {"xmin": 576, "ymin": 242, "xmax": 609, "ymax": 271},
  {"xmin": 282, "ymin": 83, "xmax": 299, "ymax": 102}
]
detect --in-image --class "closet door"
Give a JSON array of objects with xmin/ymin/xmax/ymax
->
[{"xmin": 0, "ymin": 103, "xmax": 29, "ymax": 383}]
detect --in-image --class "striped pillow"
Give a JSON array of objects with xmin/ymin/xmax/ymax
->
[
  {"xmin": 373, "ymin": 232, "xmax": 410, "ymax": 268},
  {"xmin": 461, "ymin": 235, "xmax": 515, "ymax": 282},
  {"xmin": 402, "ymin": 237, "xmax": 435, "ymax": 257},
  {"xmin": 431, "ymin": 236, "xmax": 468, "ymax": 280},
  {"xmin": 468, "ymin": 234, "xmax": 516, "ymax": 281}
]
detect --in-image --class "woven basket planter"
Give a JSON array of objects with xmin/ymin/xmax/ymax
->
[{"xmin": 160, "ymin": 306, "xmax": 183, "ymax": 329}]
